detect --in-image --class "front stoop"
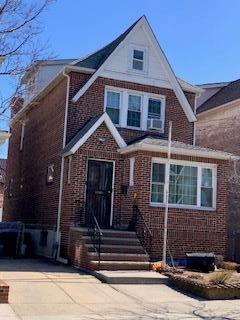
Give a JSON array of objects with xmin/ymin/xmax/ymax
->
[
  {"xmin": 70, "ymin": 227, "xmax": 150, "ymax": 271},
  {"xmin": 93, "ymin": 270, "xmax": 169, "ymax": 284}
]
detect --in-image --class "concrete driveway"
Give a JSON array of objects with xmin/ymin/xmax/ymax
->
[{"xmin": 0, "ymin": 259, "xmax": 240, "ymax": 319}]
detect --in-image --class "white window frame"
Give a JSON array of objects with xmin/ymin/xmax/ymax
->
[
  {"xmin": 104, "ymin": 89, "xmax": 122, "ymax": 126},
  {"xmin": 150, "ymin": 158, "xmax": 217, "ymax": 211},
  {"xmin": 104, "ymin": 86, "xmax": 165, "ymax": 132},
  {"xmin": 128, "ymin": 45, "xmax": 148, "ymax": 74}
]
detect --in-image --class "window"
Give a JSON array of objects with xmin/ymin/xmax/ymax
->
[
  {"xmin": 151, "ymin": 163, "xmax": 165, "ymax": 203},
  {"xmin": 151, "ymin": 160, "xmax": 215, "ymax": 209},
  {"xmin": 169, "ymin": 165, "xmax": 197, "ymax": 206},
  {"xmin": 46, "ymin": 164, "xmax": 54, "ymax": 184},
  {"xmin": 147, "ymin": 98, "xmax": 164, "ymax": 131},
  {"xmin": 201, "ymin": 168, "xmax": 213, "ymax": 207},
  {"xmin": 104, "ymin": 87, "xmax": 165, "ymax": 132},
  {"xmin": 127, "ymin": 94, "xmax": 141, "ymax": 128},
  {"xmin": 105, "ymin": 91, "xmax": 120, "ymax": 124},
  {"xmin": 132, "ymin": 49, "xmax": 144, "ymax": 71}
]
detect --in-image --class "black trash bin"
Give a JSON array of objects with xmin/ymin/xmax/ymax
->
[{"xmin": 186, "ymin": 252, "xmax": 215, "ymax": 272}]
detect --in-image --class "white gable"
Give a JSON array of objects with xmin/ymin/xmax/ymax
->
[
  {"xmin": 72, "ymin": 16, "xmax": 196, "ymax": 122},
  {"xmin": 102, "ymin": 24, "xmax": 170, "ymax": 88}
]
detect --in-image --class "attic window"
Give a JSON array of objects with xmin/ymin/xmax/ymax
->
[{"xmin": 132, "ymin": 49, "xmax": 144, "ymax": 71}]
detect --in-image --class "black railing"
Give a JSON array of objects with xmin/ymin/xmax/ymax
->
[
  {"xmin": 131, "ymin": 204, "xmax": 153, "ymax": 256},
  {"xmin": 87, "ymin": 211, "xmax": 103, "ymax": 270}
]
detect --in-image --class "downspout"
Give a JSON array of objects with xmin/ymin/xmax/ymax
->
[{"xmin": 56, "ymin": 68, "xmax": 70, "ymax": 263}]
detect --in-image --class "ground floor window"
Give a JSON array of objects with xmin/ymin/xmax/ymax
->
[{"xmin": 151, "ymin": 159, "xmax": 216, "ymax": 209}]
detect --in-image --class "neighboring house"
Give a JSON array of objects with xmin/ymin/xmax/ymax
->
[
  {"xmin": 4, "ymin": 16, "xmax": 236, "ymax": 270},
  {"xmin": 0, "ymin": 159, "xmax": 6, "ymax": 221},
  {"xmin": 196, "ymin": 79, "xmax": 240, "ymax": 262}
]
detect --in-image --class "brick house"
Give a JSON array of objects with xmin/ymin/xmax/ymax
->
[
  {"xmin": 196, "ymin": 79, "xmax": 240, "ymax": 262},
  {"xmin": 3, "ymin": 16, "xmax": 237, "ymax": 269}
]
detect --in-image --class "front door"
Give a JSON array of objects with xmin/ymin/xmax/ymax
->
[{"xmin": 86, "ymin": 160, "xmax": 114, "ymax": 228}]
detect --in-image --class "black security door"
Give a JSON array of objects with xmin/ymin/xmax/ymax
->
[{"xmin": 86, "ymin": 160, "xmax": 113, "ymax": 228}]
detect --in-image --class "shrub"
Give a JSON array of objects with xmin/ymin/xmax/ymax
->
[
  {"xmin": 187, "ymin": 274, "xmax": 204, "ymax": 281},
  {"xmin": 152, "ymin": 261, "xmax": 164, "ymax": 272},
  {"xmin": 219, "ymin": 261, "xmax": 240, "ymax": 271},
  {"xmin": 209, "ymin": 271, "xmax": 232, "ymax": 285}
]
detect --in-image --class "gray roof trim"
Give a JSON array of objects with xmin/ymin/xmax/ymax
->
[{"xmin": 62, "ymin": 115, "xmax": 102, "ymax": 155}]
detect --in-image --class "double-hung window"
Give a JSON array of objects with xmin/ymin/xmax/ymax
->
[
  {"xmin": 151, "ymin": 160, "xmax": 216, "ymax": 209},
  {"xmin": 127, "ymin": 94, "xmax": 142, "ymax": 128},
  {"xmin": 104, "ymin": 87, "xmax": 165, "ymax": 131},
  {"xmin": 105, "ymin": 91, "xmax": 120, "ymax": 125},
  {"xmin": 147, "ymin": 98, "xmax": 164, "ymax": 131},
  {"xmin": 132, "ymin": 49, "xmax": 144, "ymax": 71}
]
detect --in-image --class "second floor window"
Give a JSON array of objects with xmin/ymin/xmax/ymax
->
[
  {"xmin": 127, "ymin": 95, "xmax": 141, "ymax": 128},
  {"xmin": 104, "ymin": 87, "xmax": 165, "ymax": 132},
  {"xmin": 106, "ymin": 91, "xmax": 120, "ymax": 125}
]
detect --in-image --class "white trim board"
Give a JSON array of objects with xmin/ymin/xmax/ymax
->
[
  {"xmin": 62, "ymin": 113, "xmax": 127, "ymax": 157},
  {"xmin": 72, "ymin": 16, "xmax": 197, "ymax": 123},
  {"xmin": 118, "ymin": 140, "xmax": 239, "ymax": 160}
]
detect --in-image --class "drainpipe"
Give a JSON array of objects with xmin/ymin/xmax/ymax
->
[{"xmin": 56, "ymin": 68, "xmax": 70, "ymax": 263}]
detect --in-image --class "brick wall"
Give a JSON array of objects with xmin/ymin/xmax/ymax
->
[
  {"xmin": 197, "ymin": 109, "xmax": 240, "ymax": 260},
  {"xmin": 4, "ymin": 78, "xmax": 67, "ymax": 227},
  {"xmin": 67, "ymin": 73, "xmax": 195, "ymax": 145},
  {"xmin": 60, "ymin": 121, "xmax": 229, "ymax": 261}
]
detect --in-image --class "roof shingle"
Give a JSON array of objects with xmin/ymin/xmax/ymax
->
[{"xmin": 197, "ymin": 78, "xmax": 240, "ymax": 114}]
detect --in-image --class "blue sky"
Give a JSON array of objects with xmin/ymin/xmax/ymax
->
[{"xmin": 1, "ymin": 0, "xmax": 240, "ymax": 158}]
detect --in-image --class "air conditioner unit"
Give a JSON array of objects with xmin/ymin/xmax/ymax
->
[{"xmin": 147, "ymin": 118, "xmax": 163, "ymax": 131}]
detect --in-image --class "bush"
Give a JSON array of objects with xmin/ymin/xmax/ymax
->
[
  {"xmin": 209, "ymin": 271, "xmax": 232, "ymax": 285},
  {"xmin": 219, "ymin": 261, "xmax": 240, "ymax": 271},
  {"xmin": 187, "ymin": 274, "xmax": 204, "ymax": 281}
]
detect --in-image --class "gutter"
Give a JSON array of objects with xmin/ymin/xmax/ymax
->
[
  {"xmin": 118, "ymin": 143, "xmax": 239, "ymax": 160},
  {"xmin": 10, "ymin": 66, "xmax": 95, "ymax": 127}
]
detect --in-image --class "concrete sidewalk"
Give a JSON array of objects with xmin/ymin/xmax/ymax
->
[{"xmin": 0, "ymin": 259, "xmax": 240, "ymax": 319}]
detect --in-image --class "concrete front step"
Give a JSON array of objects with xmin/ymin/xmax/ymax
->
[
  {"xmin": 89, "ymin": 252, "xmax": 149, "ymax": 262},
  {"xmin": 90, "ymin": 260, "xmax": 150, "ymax": 271},
  {"xmin": 83, "ymin": 236, "xmax": 140, "ymax": 246},
  {"xmin": 77, "ymin": 227, "xmax": 137, "ymax": 238},
  {"xmin": 86, "ymin": 244, "xmax": 146, "ymax": 254},
  {"xmin": 94, "ymin": 270, "xmax": 168, "ymax": 284}
]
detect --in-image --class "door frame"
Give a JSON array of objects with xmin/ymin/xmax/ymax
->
[{"xmin": 85, "ymin": 158, "xmax": 115, "ymax": 227}]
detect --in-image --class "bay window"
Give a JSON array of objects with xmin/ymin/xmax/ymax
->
[{"xmin": 151, "ymin": 160, "xmax": 216, "ymax": 209}]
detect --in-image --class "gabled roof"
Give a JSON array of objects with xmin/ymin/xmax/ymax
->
[
  {"xmin": 197, "ymin": 79, "xmax": 240, "ymax": 114},
  {"xmin": 74, "ymin": 17, "xmax": 142, "ymax": 70},
  {"xmin": 62, "ymin": 113, "xmax": 127, "ymax": 157},
  {"xmin": 72, "ymin": 16, "xmax": 197, "ymax": 123},
  {"xmin": 119, "ymin": 137, "xmax": 239, "ymax": 160}
]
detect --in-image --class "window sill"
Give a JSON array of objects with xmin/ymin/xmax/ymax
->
[{"xmin": 150, "ymin": 202, "xmax": 216, "ymax": 212}]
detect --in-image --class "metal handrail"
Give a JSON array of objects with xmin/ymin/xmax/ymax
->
[
  {"xmin": 132, "ymin": 204, "xmax": 153, "ymax": 256},
  {"xmin": 87, "ymin": 211, "xmax": 103, "ymax": 270}
]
